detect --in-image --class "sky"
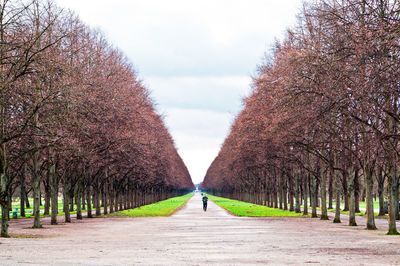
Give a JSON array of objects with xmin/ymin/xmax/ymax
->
[{"xmin": 55, "ymin": 0, "xmax": 303, "ymax": 184}]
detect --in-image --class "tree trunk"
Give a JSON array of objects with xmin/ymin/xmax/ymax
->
[
  {"xmin": 0, "ymin": 149, "xmax": 9, "ymax": 236},
  {"xmin": 315, "ymin": 178, "xmax": 320, "ymax": 207},
  {"xmin": 20, "ymin": 158, "xmax": 27, "ymax": 217},
  {"xmin": 25, "ymin": 190, "xmax": 30, "ymax": 208},
  {"xmin": 283, "ymin": 178, "xmax": 288, "ymax": 210},
  {"xmin": 103, "ymin": 182, "xmax": 108, "ymax": 215},
  {"xmin": 387, "ymin": 166, "xmax": 399, "ymax": 234},
  {"xmin": 333, "ymin": 155, "xmax": 341, "ymax": 223},
  {"xmin": 378, "ymin": 186, "xmax": 385, "ymax": 216},
  {"xmin": 395, "ymin": 180, "xmax": 399, "ymax": 221},
  {"xmin": 320, "ymin": 166, "xmax": 328, "ymax": 220},
  {"xmin": 361, "ymin": 187, "xmax": 366, "ymax": 202},
  {"xmin": 354, "ymin": 170, "xmax": 361, "ymax": 213},
  {"xmin": 364, "ymin": 166, "xmax": 377, "ymax": 230},
  {"xmin": 295, "ymin": 176, "xmax": 301, "ymax": 213},
  {"xmin": 32, "ymin": 149, "xmax": 42, "ymax": 228},
  {"xmin": 95, "ymin": 182, "xmax": 101, "ymax": 216},
  {"xmin": 348, "ymin": 168, "xmax": 357, "ymax": 226},
  {"xmin": 119, "ymin": 189, "xmax": 123, "ymax": 210},
  {"xmin": 133, "ymin": 187, "xmax": 137, "ymax": 208},
  {"xmin": 279, "ymin": 175, "xmax": 283, "ymax": 209},
  {"xmin": 273, "ymin": 187, "xmax": 278, "ymax": 208},
  {"xmin": 126, "ymin": 186, "xmax": 131, "ymax": 209},
  {"xmin": 44, "ymin": 173, "xmax": 50, "ymax": 215},
  {"xmin": 342, "ymin": 173, "xmax": 349, "ymax": 211},
  {"xmin": 116, "ymin": 190, "xmax": 120, "ymax": 212},
  {"xmin": 86, "ymin": 183, "xmax": 93, "ymax": 218},
  {"xmin": 303, "ymin": 175, "xmax": 308, "ymax": 215},
  {"xmin": 81, "ymin": 189, "xmax": 86, "ymax": 210},
  {"xmin": 8, "ymin": 190, "xmax": 12, "ymax": 220},
  {"xmin": 129, "ymin": 186, "xmax": 134, "ymax": 209},
  {"xmin": 63, "ymin": 179, "xmax": 71, "ymax": 223},
  {"xmin": 288, "ymin": 176, "xmax": 294, "ymax": 212},
  {"xmin": 49, "ymin": 161, "xmax": 58, "ymax": 225},
  {"xmin": 124, "ymin": 190, "xmax": 128, "ymax": 210},
  {"xmin": 76, "ymin": 180, "xmax": 82, "ymax": 220},
  {"xmin": 377, "ymin": 168, "xmax": 385, "ymax": 216},
  {"xmin": 328, "ymin": 170, "xmax": 333, "ymax": 209},
  {"xmin": 0, "ymin": 23, "xmax": 9, "ymax": 235},
  {"xmin": 109, "ymin": 181, "xmax": 114, "ymax": 213},
  {"xmin": 310, "ymin": 174, "xmax": 317, "ymax": 218},
  {"xmin": 0, "ymin": 194, "xmax": 8, "ymax": 237},
  {"xmin": 69, "ymin": 188, "xmax": 74, "ymax": 212},
  {"xmin": 121, "ymin": 189, "xmax": 125, "ymax": 210}
]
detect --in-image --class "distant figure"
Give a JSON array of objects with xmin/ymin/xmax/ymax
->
[{"xmin": 202, "ymin": 194, "xmax": 208, "ymax": 211}]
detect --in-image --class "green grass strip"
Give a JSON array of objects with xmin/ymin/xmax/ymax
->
[
  {"xmin": 104, "ymin": 193, "xmax": 193, "ymax": 218},
  {"xmin": 208, "ymin": 195, "xmax": 309, "ymax": 217}
]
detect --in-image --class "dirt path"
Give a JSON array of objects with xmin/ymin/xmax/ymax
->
[{"xmin": 1, "ymin": 193, "xmax": 399, "ymax": 265}]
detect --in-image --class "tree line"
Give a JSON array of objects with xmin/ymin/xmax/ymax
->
[
  {"xmin": 201, "ymin": 0, "xmax": 399, "ymax": 235},
  {"xmin": 0, "ymin": 0, "xmax": 194, "ymax": 237}
]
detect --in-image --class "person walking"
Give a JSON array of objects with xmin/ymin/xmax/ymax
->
[{"xmin": 202, "ymin": 194, "xmax": 208, "ymax": 211}]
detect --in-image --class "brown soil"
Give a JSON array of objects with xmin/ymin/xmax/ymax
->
[{"xmin": 1, "ymin": 193, "xmax": 399, "ymax": 265}]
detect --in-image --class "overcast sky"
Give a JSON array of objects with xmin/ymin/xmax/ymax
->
[{"xmin": 55, "ymin": 0, "xmax": 303, "ymax": 184}]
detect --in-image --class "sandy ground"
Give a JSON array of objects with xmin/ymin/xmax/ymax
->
[{"xmin": 1, "ymin": 193, "xmax": 400, "ymax": 265}]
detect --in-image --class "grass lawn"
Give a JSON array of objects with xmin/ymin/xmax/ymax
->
[
  {"xmin": 357, "ymin": 201, "xmax": 381, "ymax": 210},
  {"xmin": 302, "ymin": 199, "xmax": 381, "ymax": 211},
  {"xmin": 330, "ymin": 201, "xmax": 380, "ymax": 211},
  {"xmin": 1, "ymin": 197, "xmax": 92, "ymax": 219},
  {"xmin": 326, "ymin": 208, "xmax": 386, "ymax": 217},
  {"xmin": 302, "ymin": 204, "xmax": 386, "ymax": 217},
  {"xmin": 208, "ymin": 195, "xmax": 309, "ymax": 217},
  {"xmin": 104, "ymin": 193, "xmax": 193, "ymax": 218}
]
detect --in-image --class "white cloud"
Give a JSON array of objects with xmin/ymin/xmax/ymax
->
[
  {"xmin": 146, "ymin": 75, "xmax": 251, "ymax": 112},
  {"xmin": 164, "ymin": 108, "xmax": 233, "ymax": 139},
  {"xmin": 165, "ymin": 109, "xmax": 233, "ymax": 184},
  {"xmin": 56, "ymin": 0, "xmax": 303, "ymax": 77},
  {"xmin": 177, "ymin": 144, "xmax": 221, "ymax": 185}
]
